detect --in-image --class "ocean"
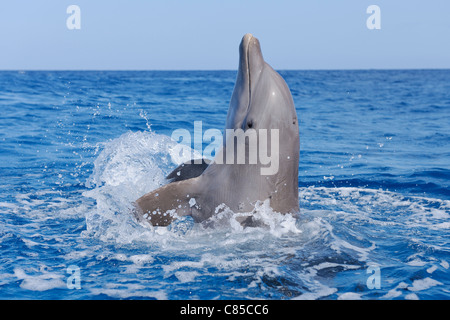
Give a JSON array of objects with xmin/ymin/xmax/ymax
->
[{"xmin": 0, "ymin": 70, "xmax": 449, "ymax": 299}]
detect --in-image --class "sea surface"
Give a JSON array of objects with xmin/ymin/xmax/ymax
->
[{"xmin": 0, "ymin": 70, "xmax": 449, "ymax": 300}]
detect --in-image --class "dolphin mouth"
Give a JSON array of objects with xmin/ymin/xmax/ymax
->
[
  {"xmin": 240, "ymin": 34, "xmax": 264, "ymax": 117},
  {"xmin": 243, "ymin": 34, "xmax": 253, "ymax": 107},
  {"xmin": 238, "ymin": 34, "xmax": 254, "ymax": 97}
]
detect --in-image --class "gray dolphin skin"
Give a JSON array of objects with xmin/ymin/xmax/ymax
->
[{"xmin": 134, "ymin": 33, "xmax": 299, "ymax": 226}]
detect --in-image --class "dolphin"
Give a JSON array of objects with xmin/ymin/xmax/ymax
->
[{"xmin": 134, "ymin": 33, "xmax": 299, "ymax": 226}]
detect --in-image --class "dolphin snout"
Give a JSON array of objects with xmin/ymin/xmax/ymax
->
[
  {"xmin": 240, "ymin": 34, "xmax": 263, "ymax": 65},
  {"xmin": 241, "ymin": 33, "xmax": 254, "ymax": 50},
  {"xmin": 240, "ymin": 34, "xmax": 264, "ymax": 84}
]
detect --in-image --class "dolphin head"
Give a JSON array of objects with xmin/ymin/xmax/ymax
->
[{"xmin": 226, "ymin": 33, "xmax": 298, "ymax": 135}]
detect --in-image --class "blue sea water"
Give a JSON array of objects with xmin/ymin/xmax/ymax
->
[{"xmin": 0, "ymin": 70, "xmax": 449, "ymax": 300}]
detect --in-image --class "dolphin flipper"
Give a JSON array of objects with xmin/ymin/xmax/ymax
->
[
  {"xmin": 134, "ymin": 177, "xmax": 201, "ymax": 226},
  {"xmin": 166, "ymin": 159, "xmax": 210, "ymax": 183}
]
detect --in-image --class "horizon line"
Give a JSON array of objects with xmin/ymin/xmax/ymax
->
[{"xmin": 1, "ymin": 67, "xmax": 450, "ymax": 72}]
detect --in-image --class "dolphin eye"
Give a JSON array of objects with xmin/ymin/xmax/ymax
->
[{"xmin": 247, "ymin": 120, "xmax": 254, "ymax": 129}]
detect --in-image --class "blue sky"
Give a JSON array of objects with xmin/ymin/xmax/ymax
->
[{"xmin": 0, "ymin": 0, "xmax": 449, "ymax": 70}]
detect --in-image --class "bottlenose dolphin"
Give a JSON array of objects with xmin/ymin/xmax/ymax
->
[{"xmin": 134, "ymin": 33, "xmax": 299, "ymax": 226}]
